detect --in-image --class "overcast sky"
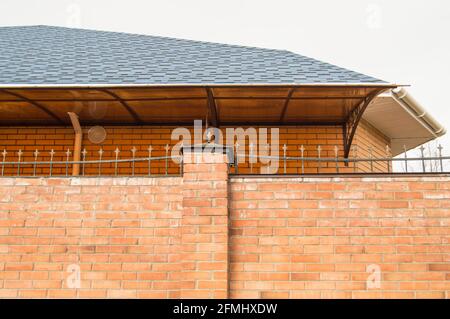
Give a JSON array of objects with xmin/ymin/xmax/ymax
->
[{"xmin": 1, "ymin": 0, "xmax": 449, "ymax": 154}]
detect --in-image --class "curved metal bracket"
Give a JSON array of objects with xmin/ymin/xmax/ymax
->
[
  {"xmin": 97, "ymin": 88, "xmax": 143, "ymax": 123},
  {"xmin": 0, "ymin": 89, "xmax": 65, "ymax": 124},
  {"xmin": 279, "ymin": 88, "xmax": 295, "ymax": 122},
  {"xmin": 206, "ymin": 87, "xmax": 219, "ymax": 127},
  {"xmin": 343, "ymin": 89, "xmax": 385, "ymax": 158}
]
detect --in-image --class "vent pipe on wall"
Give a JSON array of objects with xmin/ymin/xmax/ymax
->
[{"xmin": 68, "ymin": 112, "xmax": 83, "ymax": 176}]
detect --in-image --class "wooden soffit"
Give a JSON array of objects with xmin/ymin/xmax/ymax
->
[{"xmin": 0, "ymin": 84, "xmax": 395, "ymax": 127}]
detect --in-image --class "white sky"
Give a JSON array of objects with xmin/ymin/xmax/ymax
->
[{"xmin": 1, "ymin": 0, "xmax": 450, "ymax": 154}]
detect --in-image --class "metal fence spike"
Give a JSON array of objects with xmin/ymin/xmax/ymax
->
[
  {"xmin": 1, "ymin": 149, "xmax": 6, "ymax": 176},
  {"xmin": 33, "ymin": 149, "xmax": 40, "ymax": 176},
  {"xmin": 234, "ymin": 142, "xmax": 239, "ymax": 174},
  {"xmin": 148, "ymin": 146, "xmax": 152, "ymax": 176},
  {"xmin": 249, "ymin": 143, "xmax": 255, "ymax": 174},
  {"xmin": 438, "ymin": 144, "xmax": 444, "ymax": 173},
  {"xmin": 385, "ymin": 145, "xmax": 391, "ymax": 173},
  {"xmin": 98, "ymin": 148, "xmax": 103, "ymax": 176},
  {"xmin": 420, "ymin": 145, "xmax": 426, "ymax": 173},
  {"xmin": 49, "ymin": 149, "xmax": 55, "ymax": 176},
  {"xmin": 17, "ymin": 149, "xmax": 23, "ymax": 176},
  {"xmin": 131, "ymin": 146, "xmax": 137, "ymax": 176},
  {"xmin": 368, "ymin": 147, "xmax": 373, "ymax": 173},
  {"xmin": 300, "ymin": 145, "xmax": 305, "ymax": 174},
  {"xmin": 164, "ymin": 144, "xmax": 169, "ymax": 176},
  {"xmin": 114, "ymin": 147, "xmax": 120, "ymax": 176},
  {"xmin": 334, "ymin": 145, "xmax": 339, "ymax": 173},
  {"xmin": 81, "ymin": 148, "xmax": 87, "ymax": 176},
  {"xmin": 403, "ymin": 145, "xmax": 408, "ymax": 173},
  {"xmin": 65, "ymin": 148, "xmax": 71, "ymax": 177},
  {"xmin": 317, "ymin": 145, "xmax": 321, "ymax": 173}
]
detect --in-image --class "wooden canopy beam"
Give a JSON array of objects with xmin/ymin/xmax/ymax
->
[
  {"xmin": 343, "ymin": 88, "xmax": 386, "ymax": 158},
  {"xmin": 0, "ymin": 89, "xmax": 65, "ymax": 124}
]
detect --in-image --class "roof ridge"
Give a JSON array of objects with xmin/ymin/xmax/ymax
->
[{"xmin": 3, "ymin": 25, "xmax": 290, "ymax": 54}]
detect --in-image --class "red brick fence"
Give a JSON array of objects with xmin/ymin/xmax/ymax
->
[{"xmin": 0, "ymin": 153, "xmax": 449, "ymax": 298}]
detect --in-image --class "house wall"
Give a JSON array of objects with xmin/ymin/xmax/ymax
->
[
  {"xmin": 1, "ymin": 172, "xmax": 449, "ymax": 299},
  {"xmin": 0, "ymin": 121, "xmax": 390, "ymax": 176}
]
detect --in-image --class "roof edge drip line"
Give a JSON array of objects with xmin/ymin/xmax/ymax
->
[{"xmin": 0, "ymin": 83, "xmax": 400, "ymax": 89}]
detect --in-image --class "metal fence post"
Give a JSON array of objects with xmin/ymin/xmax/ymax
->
[
  {"xmin": 81, "ymin": 148, "xmax": 87, "ymax": 176},
  {"xmin": 334, "ymin": 145, "xmax": 339, "ymax": 173},
  {"xmin": 164, "ymin": 144, "xmax": 169, "ymax": 176},
  {"xmin": 65, "ymin": 149, "xmax": 71, "ymax": 177},
  {"xmin": 148, "ymin": 145, "xmax": 153, "ymax": 176},
  {"xmin": 300, "ymin": 145, "xmax": 304, "ymax": 174},
  {"xmin": 386, "ymin": 145, "xmax": 391, "ymax": 173},
  {"xmin": 403, "ymin": 145, "xmax": 408, "ymax": 173},
  {"xmin": 33, "ymin": 149, "xmax": 40, "ymax": 177},
  {"xmin": 1, "ymin": 149, "xmax": 6, "ymax": 176},
  {"xmin": 420, "ymin": 145, "xmax": 426, "ymax": 173},
  {"xmin": 438, "ymin": 144, "xmax": 444, "ymax": 173},
  {"xmin": 317, "ymin": 145, "xmax": 321, "ymax": 173},
  {"xmin": 49, "ymin": 149, "xmax": 55, "ymax": 177},
  {"xmin": 131, "ymin": 146, "xmax": 137, "ymax": 176},
  {"xmin": 17, "ymin": 149, "xmax": 23, "ymax": 176},
  {"xmin": 98, "ymin": 148, "xmax": 103, "ymax": 176},
  {"xmin": 114, "ymin": 147, "xmax": 120, "ymax": 176}
]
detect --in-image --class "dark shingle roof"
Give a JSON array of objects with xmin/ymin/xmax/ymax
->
[{"xmin": 0, "ymin": 25, "xmax": 384, "ymax": 85}]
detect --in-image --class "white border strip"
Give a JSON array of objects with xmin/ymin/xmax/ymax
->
[{"xmin": 0, "ymin": 83, "xmax": 401, "ymax": 89}]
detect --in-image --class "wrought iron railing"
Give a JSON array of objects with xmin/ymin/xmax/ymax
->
[
  {"xmin": 231, "ymin": 144, "xmax": 450, "ymax": 175},
  {"xmin": 1, "ymin": 145, "xmax": 182, "ymax": 177},
  {"xmin": 1, "ymin": 143, "xmax": 449, "ymax": 177}
]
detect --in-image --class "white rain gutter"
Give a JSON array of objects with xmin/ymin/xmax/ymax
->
[{"xmin": 391, "ymin": 88, "xmax": 446, "ymax": 137}]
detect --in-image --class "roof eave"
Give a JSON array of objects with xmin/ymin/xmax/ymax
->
[{"xmin": 0, "ymin": 83, "xmax": 400, "ymax": 89}]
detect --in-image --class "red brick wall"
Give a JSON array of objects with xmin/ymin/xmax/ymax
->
[
  {"xmin": 0, "ymin": 121, "xmax": 390, "ymax": 176},
  {"xmin": 1, "ymin": 173, "xmax": 448, "ymax": 299},
  {"xmin": 229, "ymin": 176, "xmax": 450, "ymax": 299},
  {"xmin": 0, "ymin": 177, "xmax": 183, "ymax": 298},
  {"xmin": 180, "ymin": 153, "xmax": 229, "ymax": 298}
]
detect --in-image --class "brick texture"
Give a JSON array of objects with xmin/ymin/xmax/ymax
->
[
  {"xmin": 1, "ymin": 170, "xmax": 449, "ymax": 299},
  {"xmin": 230, "ymin": 176, "xmax": 450, "ymax": 299},
  {"xmin": 0, "ymin": 177, "xmax": 183, "ymax": 298},
  {"xmin": 180, "ymin": 152, "xmax": 229, "ymax": 298},
  {"xmin": 0, "ymin": 121, "xmax": 390, "ymax": 176}
]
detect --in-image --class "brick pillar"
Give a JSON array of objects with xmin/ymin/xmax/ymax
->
[{"xmin": 180, "ymin": 151, "xmax": 229, "ymax": 298}]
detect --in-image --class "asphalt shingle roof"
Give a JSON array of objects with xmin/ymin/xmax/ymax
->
[{"xmin": 0, "ymin": 25, "xmax": 384, "ymax": 85}]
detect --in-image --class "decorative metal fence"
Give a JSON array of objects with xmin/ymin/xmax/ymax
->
[
  {"xmin": 1, "ymin": 143, "xmax": 449, "ymax": 177},
  {"xmin": 231, "ymin": 144, "xmax": 450, "ymax": 175},
  {"xmin": 1, "ymin": 145, "xmax": 182, "ymax": 177}
]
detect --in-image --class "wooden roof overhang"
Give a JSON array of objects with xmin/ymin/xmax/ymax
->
[{"xmin": 0, "ymin": 84, "xmax": 397, "ymax": 157}]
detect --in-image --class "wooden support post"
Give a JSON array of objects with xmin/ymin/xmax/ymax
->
[{"xmin": 68, "ymin": 112, "xmax": 82, "ymax": 176}]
